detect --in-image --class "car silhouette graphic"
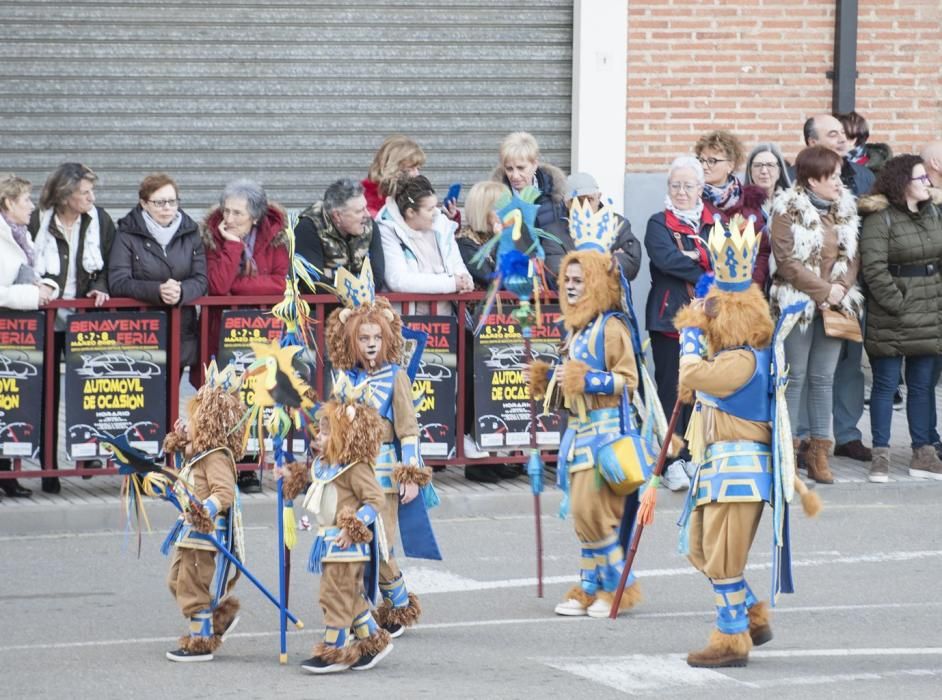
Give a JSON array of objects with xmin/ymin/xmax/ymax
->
[{"xmin": 75, "ymin": 353, "xmax": 161, "ymax": 378}]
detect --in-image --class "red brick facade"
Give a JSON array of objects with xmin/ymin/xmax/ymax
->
[{"xmin": 626, "ymin": 0, "xmax": 942, "ymax": 172}]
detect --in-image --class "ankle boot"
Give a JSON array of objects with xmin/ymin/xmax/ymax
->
[
  {"xmin": 807, "ymin": 438, "xmax": 834, "ymax": 484},
  {"xmin": 0, "ymin": 458, "xmax": 32, "ymax": 498}
]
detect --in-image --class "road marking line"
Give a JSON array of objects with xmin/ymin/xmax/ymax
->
[
  {"xmin": 2, "ymin": 603, "xmax": 940, "ymax": 653},
  {"xmin": 543, "ymin": 650, "xmax": 942, "ymax": 695},
  {"xmin": 408, "ymin": 549, "xmax": 942, "ymax": 594}
]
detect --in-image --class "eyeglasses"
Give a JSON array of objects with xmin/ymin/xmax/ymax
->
[
  {"xmin": 751, "ymin": 161, "xmax": 780, "ymax": 171},
  {"xmin": 697, "ymin": 157, "xmax": 728, "ymax": 168},
  {"xmin": 148, "ymin": 199, "xmax": 180, "ymax": 208},
  {"xmin": 669, "ymin": 182, "xmax": 699, "ymax": 193},
  {"xmin": 911, "ymin": 174, "xmax": 932, "ymax": 185}
]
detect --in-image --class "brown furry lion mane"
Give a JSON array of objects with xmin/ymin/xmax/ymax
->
[
  {"xmin": 557, "ymin": 250, "xmax": 622, "ymax": 331},
  {"xmin": 326, "ymin": 297, "xmax": 404, "ymax": 370},
  {"xmin": 321, "ymin": 400, "xmax": 384, "ymax": 466}
]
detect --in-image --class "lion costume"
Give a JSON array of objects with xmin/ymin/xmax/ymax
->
[
  {"xmin": 529, "ymin": 200, "xmax": 646, "ymax": 618},
  {"xmin": 674, "ymin": 217, "xmax": 820, "ymax": 668}
]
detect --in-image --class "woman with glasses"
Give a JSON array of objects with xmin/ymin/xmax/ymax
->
[
  {"xmin": 741, "ymin": 144, "xmax": 793, "ymax": 290},
  {"xmin": 109, "ymin": 173, "xmax": 207, "ymax": 375},
  {"xmin": 769, "ymin": 146, "xmax": 862, "ymax": 485},
  {"xmin": 858, "ymin": 155, "xmax": 942, "ymax": 483},
  {"xmin": 695, "ymin": 130, "xmax": 746, "ymax": 212},
  {"xmin": 643, "ymin": 155, "xmax": 715, "ymax": 490},
  {"xmin": 28, "ymin": 163, "xmax": 115, "ymax": 493}
]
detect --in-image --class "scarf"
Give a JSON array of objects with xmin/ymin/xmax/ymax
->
[
  {"xmin": 702, "ymin": 175, "xmax": 742, "ymax": 211},
  {"xmin": 33, "ymin": 207, "xmax": 104, "ymax": 278},
  {"xmin": 806, "ymin": 190, "xmax": 835, "ymax": 213},
  {"xmin": 241, "ymin": 227, "xmax": 258, "ymax": 277},
  {"xmin": 143, "ymin": 210, "xmax": 182, "ymax": 251},
  {"xmin": 846, "ymin": 144, "xmax": 868, "ymax": 166},
  {"xmin": 664, "ymin": 195, "xmax": 705, "ymax": 233},
  {"xmin": 2, "ymin": 212, "xmax": 35, "ymax": 266}
]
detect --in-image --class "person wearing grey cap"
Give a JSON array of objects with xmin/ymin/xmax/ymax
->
[{"xmin": 541, "ymin": 172, "xmax": 641, "ymax": 285}]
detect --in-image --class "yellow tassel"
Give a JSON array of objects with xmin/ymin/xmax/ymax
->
[
  {"xmin": 684, "ymin": 404, "xmax": 706, "ymax": 464},
  {"xmin": 283, "ymin": 504, "xmax": 297, "ymax": 550}
]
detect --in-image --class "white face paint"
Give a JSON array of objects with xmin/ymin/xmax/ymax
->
[
  {"xmin": 564, "ymin": 262, "xmax": 585, "ymax": 305},
  {"xmin": 356, "ymin": 321, "xmax": 383, "ymax": 367}
]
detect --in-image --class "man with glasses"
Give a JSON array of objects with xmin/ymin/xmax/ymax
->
[{"xmin": 796, "ymin": 114, "xmax": 875, "ymax": 463}]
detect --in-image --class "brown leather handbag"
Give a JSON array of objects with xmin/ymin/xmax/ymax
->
[{"xmin": 820, "ymin": 307, "xmax": 862, "ymax": 342}]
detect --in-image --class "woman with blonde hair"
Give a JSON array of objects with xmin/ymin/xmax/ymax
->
[
  {"xmin": 456, "ymin": 180, "xmax": 508, "ymax": 288},
  {"xmin": 362, "ymin": 135, "xmax": 427, "ymax": 218},
  {"xmin": 492, "ymin": 131, "xmax": 566, "ymax": 229}
]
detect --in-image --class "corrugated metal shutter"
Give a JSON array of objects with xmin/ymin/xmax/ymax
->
[{"xmin": 1, "ymin": 0, "xmax": 573, "ymax": 213}]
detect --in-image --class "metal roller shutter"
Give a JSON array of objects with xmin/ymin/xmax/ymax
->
[{"xmin": 0, "ymin": 0, "xmax": 573, "ymax": 212}]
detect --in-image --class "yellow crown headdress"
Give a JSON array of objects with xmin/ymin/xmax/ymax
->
[
  {"xmin": 203, "ymin": 358, "xmax": 243, "ymax": 395},
  {"xmin": 708, "ymin": 215, "xmax": 758, "ymax": 292},
  {"xmin": 334, "ymin": 258, "xmax": 376, "ymax": 309},
  {"xmin": 569, "ymin": 198, "xmax": 619, "ymax": 253}
]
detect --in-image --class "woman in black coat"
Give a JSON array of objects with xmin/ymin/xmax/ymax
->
[
  {"xmin": 643, "ymin": 155, "xmax": 715, "ymax": 482},
  {"xmin": 109, "ymin": 173, "xmax": 207, "ymax": 371}
]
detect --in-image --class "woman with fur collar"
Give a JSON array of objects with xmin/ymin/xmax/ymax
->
[
  {"xmin": 378, "ymin": 175, "xmax": 473, "ymax": 295},
  {"xmin": 858, "ymin": 155, "xmax": 942, "ymax": 483},
  {"xmin": 490, "ymin": 131, "xmax": 567, "ymax": 230},
  {"xmin": 769, "ymin": 145, "xmax": 862, "ymax": 485}
]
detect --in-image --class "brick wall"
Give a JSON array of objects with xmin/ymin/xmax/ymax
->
[{"xmin": 626, "ymin": 0, "xmax": 942, "ymax": 172}]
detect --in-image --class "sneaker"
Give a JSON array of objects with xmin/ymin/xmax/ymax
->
[
  {"xmin": 909, "ymin": 445, "xmax": 942, "ymax": 481},
  {"xmin": 350, "ymin": 642, "xmax": 393, "ymax": 671},
  {"xmin": 934, "ymin": 442, "xmax": 942, "ymax": 461},
  {"xmin": 166, "ymin": 647, "xmax": 213, "ymax": 663},
  {"xmin": 586, "ymin": 598, "xmax": 614, "ymax": 618},
  {"xmin": 554, "ymin": 598, "xmax": 589, "ymax": 617},
  {"xmin": 661, "ymin": 460, "xmax": 690, "ymax": 492},
  {"xmin": 463, "ymin": 434, "xmax": 489, "ymax": 459},
  {"xmin": 834, "ymin": 439, "xmax": 872, "ymax": 462},
  {"xmin": 382, "ymin": 622, "xmax": 404, "ymax": 639},
  {"xmin": 868, "ymin": 447, "xmax": 890, "ymax": 484},
  {"xmin": 301, "ymin": 655, "xmax": 351, "ymax": 674}
]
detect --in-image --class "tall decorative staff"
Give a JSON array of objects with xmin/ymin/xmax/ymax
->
[{"xmin": 472, "ymin": 186, "xmax": 558, "ymax": 597}]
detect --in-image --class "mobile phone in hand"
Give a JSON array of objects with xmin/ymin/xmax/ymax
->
[{"xmin": 443, "ymin": 183, "xmax": 461, "ymax": 207}]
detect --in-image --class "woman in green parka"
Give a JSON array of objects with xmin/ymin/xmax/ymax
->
[{"xmin": 859, "ymin": 154, "xmax": 942, "ymax": 483}]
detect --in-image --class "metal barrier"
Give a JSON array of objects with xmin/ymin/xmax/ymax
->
[{"xmin": 6, "ymin": 291, "xmax": 559, "ymax": 479}]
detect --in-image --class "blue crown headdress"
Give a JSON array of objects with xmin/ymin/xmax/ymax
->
[
  {"xmin": 569, "ymin": 198, "xmax": 620, "ymax": 253},
  {"xmin": 334, "ymin": 258, "xmax": 377, "ymax": 309},
  {"xmin": 708, "ymin": 215, "xmax": 758, "ymax": 293}
]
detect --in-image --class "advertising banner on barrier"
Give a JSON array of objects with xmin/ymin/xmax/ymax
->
[
  {"xmin": 0, "ymin": 311, "xmax": 44, "ymax": 459},
  {"xmin": 472, "ymin": 304, "xmax": 567, "ymax": 449},
  {"xmin": 65, "ymin": 311, "xmax": 167, "ymax": 458},
  {"xmin": 217, "ymin": 308, "xmax": 309, "ymax": 455},
  {"xmin": 403, "ymin": 316, "xmax": 458, "ymax": 459}
]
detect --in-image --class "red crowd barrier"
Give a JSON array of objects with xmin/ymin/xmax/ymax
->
[{"xmin": 6, "ymin": 291, "xmax": 560, "ymax": 480}]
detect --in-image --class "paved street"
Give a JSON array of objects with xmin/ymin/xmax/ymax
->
[{"xmin": 2, "ymin": 475, "xmax": 940, "ymax": 699}]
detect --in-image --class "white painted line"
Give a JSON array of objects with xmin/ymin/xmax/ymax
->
[
  {"xmin": 2, "ymin": 602, "xmax": 941, "ymax": 654},
  {"xmin": 408, "ymin": 549, "xmax": 942, "ymax": 595}
]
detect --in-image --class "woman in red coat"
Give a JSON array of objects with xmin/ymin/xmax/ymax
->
[{"xmin": 203, "ymin": 179, "xmax": 289, "ymax": 491}]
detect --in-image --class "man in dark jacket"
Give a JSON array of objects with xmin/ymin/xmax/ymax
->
[
  {"xmin": 542, "ymin": 172, "xmax": 641, "ymax": 287},
  {"xmin": 295, "ymin": 178, "xmax": 385, "ymax": 292},
  {"xmin": 796, "ymin": 113, "xmax": 874, "ymax": 461}
]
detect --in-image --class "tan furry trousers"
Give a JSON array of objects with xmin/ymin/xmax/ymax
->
[
  {"xmin": 167, "ymin": 547, "xmax": 216, "ymax": 617},
  {"xmin": 320, "ymin": 562, "xmax": 369, "ymax": 629},
  {"xmin": 686, "ymin": 501, "xmax": 764, "ymax": 580},
  {"xmin": 569, "ymin": 468, "xmax": 624, "ymax": 543}
]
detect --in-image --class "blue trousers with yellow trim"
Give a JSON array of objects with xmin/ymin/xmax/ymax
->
[
  {"xmin": 570, "ymin": 469, "xmax": 632, "ymax": 595},
  {"xmin": 687, "ymin": 501, "xmax": 763, "ymax": 633}
]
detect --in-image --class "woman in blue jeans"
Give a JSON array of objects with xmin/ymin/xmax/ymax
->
[{"xmin": 859, "ymin": 154, "xmax": 942, "ymax": 483}]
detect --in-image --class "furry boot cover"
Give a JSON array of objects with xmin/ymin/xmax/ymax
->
[
  {"xmin": 561, "ymin": 584, "xmax": 596, "ymax": 608},
  {"xmin": 528, "ymin": 360, "xmax": 552, "ymax": 400},
  {"xmin": 179, "ymin": 634, "xmax": 220, "ymax": 655},
  {"xmin": 747, "ymin": 600, "xmax": 773, "ymax": 647},
  {"xmin": 375, "ymin": 592, "xmax": 422, "ymax": 627},
  {"xmin": 310, "ymin": 641, "xmax": 360, "ymax": 667},
  {"xmin": 686, "ymin": 630, "xmax": 752, "ymax": 668},
  {"xmin": 596, "ymin": 582, "xmax": 643, "ymax": 612},
  {"xmin": 354, "ymin": 629, "xmax": 391, "ymax": 657},
  {"xmin": 213, "ymin": 597, "xmax": 240, "ymax": 639},
  {"xmin": 335, "ymin": 507, "xmax": 373, "ymax": 544}
]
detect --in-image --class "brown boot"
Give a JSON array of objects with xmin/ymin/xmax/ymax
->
[
  {"xmin": 747, "ymin": 601, "xmax": 773, "ymax": 646},
  {"xmin": 807, "ymin": 438, "xmax": 835, "ymax": 484},
  {"xmin": 793, "ymin": 438, "xmax": 810, "ymax": 472},
  {"xmin": 686, "ymin": 630, "xmax": 752, "ymax": 668}
]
